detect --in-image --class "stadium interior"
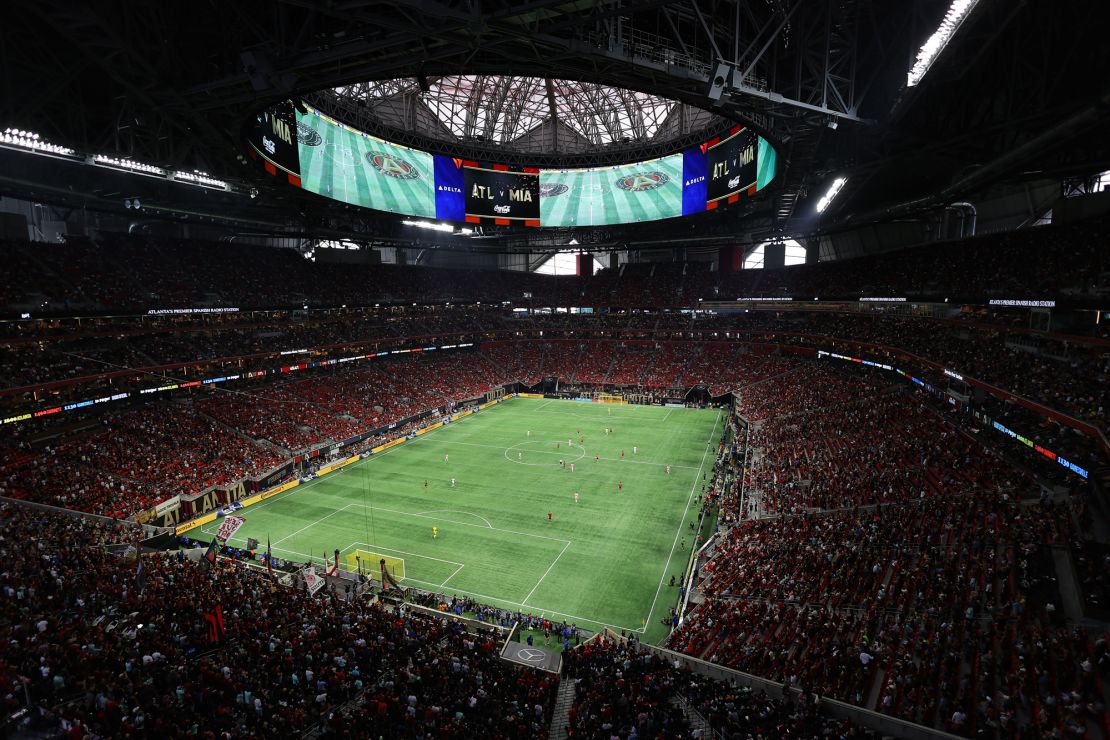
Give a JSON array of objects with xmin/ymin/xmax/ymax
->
[{"xmin": 1, "ymin": 2, "xmax": 1108, "ymax": 739}]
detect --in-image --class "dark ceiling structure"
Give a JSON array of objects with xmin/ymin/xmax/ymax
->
[{"xmin": 1, "ymin": 0, "xmax": 1107, "ymax": 250}]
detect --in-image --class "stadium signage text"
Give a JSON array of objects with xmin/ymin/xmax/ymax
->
[
  {"xmin": 146, "ymin": 307, "xmax": 241, "ymax": 315},
  {"xmin": 988, "ymin": 299, "xmax": 1056, "ymax": 307}
]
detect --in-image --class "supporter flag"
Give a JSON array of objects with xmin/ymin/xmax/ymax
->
[
  {"xmin": 203, "ymin": 537, "xmax": 218, "ymax": 568},
  {"xmin": 246, "ymin": 537, "xmax": 259, "ymax": 551},
  {"xmin": 203, "ymin": 603, "xmax": 225, "ymax": 643},
  {"xmin": 266, "ymin": 536, "xmax": 274, "ymax": 580}
]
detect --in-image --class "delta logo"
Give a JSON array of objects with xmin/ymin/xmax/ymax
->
[
  {"xmin": 437, "ymin": 185, "xmax": 462, "ymax": 194},
  {"xmin": 540, "ymin": 183, "xmax": 569, "ymax": 197},
  {"xmin": 615, "ymin": 171, "xmax": 670, "ymax": 192},
  {"xmin": 367, "ymin": 152, "xmax": 420, "ymax": 180},
  {"xmin": 296, "ymin": 122, "xmax": 322, "ymax": 147},
  {"xmin": 684, "ymin": 176, "xmax": 705, "ymax": 187}
]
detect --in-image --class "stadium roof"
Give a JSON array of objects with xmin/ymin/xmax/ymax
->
[{"xmin": 329, "ymin": 76, "xmax": 720, "ymax": 154}]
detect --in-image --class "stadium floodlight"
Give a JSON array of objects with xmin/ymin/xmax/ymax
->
[
  {"xmin": 401, "ymin": 219, "xmax": 456, "ymax": 233},
  {"xmin": 907, "ymin": 0, "xmax": 980, "ymax": 87},
  {"xmin": 94, "ymin": 154, "xmax": 165, "ymax": 176},
  {"xmin": 816, "ymin": 177, "xmax": 847, "ymax": 213},
  {"xmin": 173, "ymin": 170, "xmax": 229, "ymax": 190},
  {"xmin": 1, "ymin": 127, "xmax": 75, "ymax": 156}
]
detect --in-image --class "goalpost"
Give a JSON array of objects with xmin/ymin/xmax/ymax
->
[
  {"xmin": 346, "ymin": 549, "xmax": 406, "ymax": 580},
  {"xmin": 594, "ymin": 392, "xmax": 627, "ymax": 405}
]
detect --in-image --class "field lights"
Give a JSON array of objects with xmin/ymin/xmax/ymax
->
[
  {"xmin": 94, "ymin": 154, "xmax": 165, "ymax": 175},
  {"xmin": 907, "ymin": 0, "xmax": 980, "ymax": 87},
  {"xmin": 816, "ymin": 177, "xmax": 846, "ymax": 213},
  {"xmin": 1, "ymin": 128, "xmax": 75, "ymax": 155}
]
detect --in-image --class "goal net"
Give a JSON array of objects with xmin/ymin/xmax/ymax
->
[
  {"xmin": 346, "ymin": 549, "xmax": 406, "ymax": 580},
  {"xmin": 595, "ymin": 393, "xmax": 627, "ymax": 405}
]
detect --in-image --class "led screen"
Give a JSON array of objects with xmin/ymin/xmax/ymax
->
[
  {"xmin": 706, "ymin": 126, "xmax": 758, "ymax": 205},
  {"xmin": 465, "ymin": 164, "xmax": 540, "ymax": 222},
  {"xmin": 279, "ymin": 102, "xmax": 777, "ymax": 225},
  {"xmin": 296, "ymin": 107, "xmax": 438, "ymax": 218},
  {"xmin": 539, "ymin": 155, "xmax": 684, "ymax": 227},
  {"xmin": 247, "ymin": 100, "xmax": 301, "ymax": 177}
]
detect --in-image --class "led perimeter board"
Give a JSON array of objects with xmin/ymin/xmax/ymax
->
[{"xmin": 257, "ymin": 101, "xmax": 778, "ymax": 226}]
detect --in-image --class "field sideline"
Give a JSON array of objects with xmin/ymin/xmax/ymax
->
[{"xmin": 200, "ymin": 396, "xmax": 721, "ymax": 641}]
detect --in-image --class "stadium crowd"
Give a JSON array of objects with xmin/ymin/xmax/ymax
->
[
  {"xmin": 563, "ymin": 637, "xmax": 877, "ymax": 739},
  {"xmin": 0, "ymin": 502, "xmax": 557, "ymax": 739},
  {"xmin": 1, "ymin": 218, "xmax": 1105, "ymax": 314}
]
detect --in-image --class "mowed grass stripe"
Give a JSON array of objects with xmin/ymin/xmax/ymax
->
[{"xmin": 205, "ymin": 397, "xmax": 718, "ymax": 637}]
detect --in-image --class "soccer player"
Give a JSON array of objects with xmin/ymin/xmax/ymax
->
[
  {"xmin": 432, "ymin": 527, "xmax": 438, "ymax": 539},
  {"xmin": 567, "ymin": 438, "xmax": 572, "ymax": 446},
  {"xmin": 424, "ymin": 479, "xmax": 428, "ymax": 488},
  {"xmin": 574, "ymin": 491, "xmax": 579, "ymax": 504},
  {"xmin": 450, "ymin": 478, "xmax": 456, "ymax": 488},
  {"xmin": 620, "ymin": 450, "xmax": 625, "ymax": 458},
  {"xmin": 666, "ymin": 465, "xmax": 671, "ymax": 474},
  {"xmin": 618, "ymin": 480, "xmax": 623, "ymax": 492},
  {"xmin": 595, "ymin": 453, "xmax": 600, "ymax": 461},
  {"xmin": 444, "ymin": 453, "xmax": 449, "ymax": 463},
  {"xmin": 547, "ymin": 511, "xmax": 552, "ymax": 521},
  {"xmin": 518, "ymin": 452, "xmax": 523, "ymax": 461},
  {"xmin": 527, "ymin": 430, "xmax": 531, "ymax": 437},
  {"xmin": 633, "ymin": 446, "xmax": 637, "ymax": 455},
  {"xmin": 570, "ymin": 462, "xmax": 574, "ymax": 472}
]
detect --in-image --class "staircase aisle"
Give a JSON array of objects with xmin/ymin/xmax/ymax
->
[{"xmin": 547, "ymin": 679, "xmax": 577, "ymax": 740}]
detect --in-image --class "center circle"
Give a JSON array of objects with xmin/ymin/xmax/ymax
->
[{"xmin": 504, "ymin": 440, "xmax": 587, "ymax": 467}]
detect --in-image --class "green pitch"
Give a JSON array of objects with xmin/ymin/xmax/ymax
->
[
  {"xmin": 539, "ymin": 154, "xmax": 684, "ymax": 227},
  {"xmin": 201, "ymin": 397, "xmax": 720, "ymax": 642},
  {"xmin": 296, "ymin": 107, "xmax": 437, "ymax": 218}
]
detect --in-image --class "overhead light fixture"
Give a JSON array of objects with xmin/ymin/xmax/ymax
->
[
  {"xmin": 94, "ymin": 154, "xmax": 165, "ymax": 176},
  {"xmin": 1, "ymin": 128, "xmax": 75, "ymax": 156},
  {"xmin": 401, "ymin": 219, "xmax": 458, "ymax": 233},
  {"xmin": 816, "ymin": 177, "xmax": 847, "ymax": 213},
  {"xmin": 907, "ymin": 0, "xmax": 980, "ymax": 87},
  {"xmin": 173, "ymin": 170, "xmax": 228, "ymax": 189}
]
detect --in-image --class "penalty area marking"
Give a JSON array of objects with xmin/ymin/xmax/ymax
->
[{"xmin": 414, "ymin": 509, "xmax": 493, "ymax": 528}]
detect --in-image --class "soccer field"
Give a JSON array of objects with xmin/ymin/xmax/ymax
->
[{"xmin": 200, "ymin": 397, "xmax": 721, "ymax": 642}]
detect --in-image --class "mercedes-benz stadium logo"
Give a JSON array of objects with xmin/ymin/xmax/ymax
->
[
  {"xmin": 296, "ymin": 122, "xmax": 322, "ymax": 147},
  {"xmin": 615, "ymin": 171, "xmax": 670, "ymax": 192},
  {"xmin": 540, "ymin": 183, "xmax": 569, "ymax": 197},
  {"xmin": 367, "ymin": 152, "xmax": 420, "ymax": 179}
]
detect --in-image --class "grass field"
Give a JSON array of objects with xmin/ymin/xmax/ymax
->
[{"xmin": 201, "ymin": 396, "xmax": 721, "ymax": 642}]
